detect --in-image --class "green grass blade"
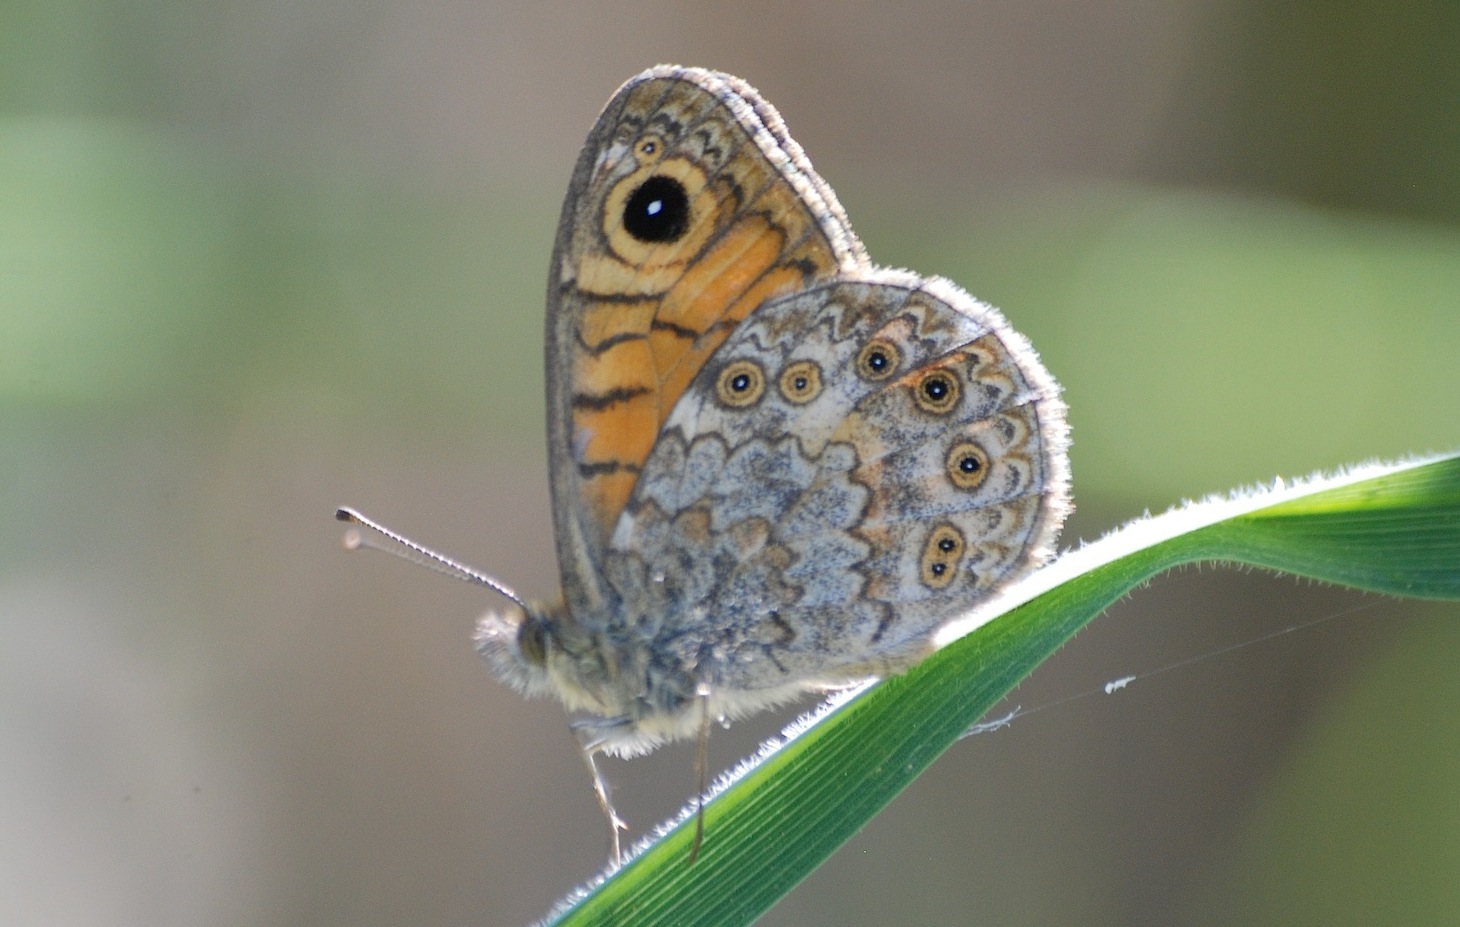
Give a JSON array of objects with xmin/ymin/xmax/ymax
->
[{"xmin": 543, "ymin": 452, "xmax": 1460, "ymax": 927}]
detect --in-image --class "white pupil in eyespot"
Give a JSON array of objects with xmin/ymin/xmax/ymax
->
[{"xmin": 646, "ymin": 200, "xmax": 663, "ymax": 216}]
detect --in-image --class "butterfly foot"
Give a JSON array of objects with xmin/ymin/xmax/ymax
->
[{"xmin": 573, "ymin": 717, "xmax": 635, "ymax": 866}]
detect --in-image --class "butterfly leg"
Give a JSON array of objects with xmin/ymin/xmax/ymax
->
[
  {"xmin": 572, "ymin": 719, "xmax": 631, "ymax": 865},
  {"xmin": 573, "ymin": 691, "xmax": 716, "ymax": 866}
]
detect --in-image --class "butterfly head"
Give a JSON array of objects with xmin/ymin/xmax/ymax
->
[
  {"xmin": 474, "ymin": 597, "xmax": 666, "ymax": 730},
  {"xmin": 475, "ymin": 598, "xmax": 575, "ymax": 703},
  {"xmin": 475, "ymin": 595, "xmax": 755, "ymax": 758}
]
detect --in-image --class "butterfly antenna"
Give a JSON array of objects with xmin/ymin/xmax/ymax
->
[{"xmin": 335, "ymin": 506, "xmax": 528, "ymax": 609}]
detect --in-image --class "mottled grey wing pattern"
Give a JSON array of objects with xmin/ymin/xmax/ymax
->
[{"xmin": 602, "ymin": 271, "xmax": 1070, "ymax": 690}]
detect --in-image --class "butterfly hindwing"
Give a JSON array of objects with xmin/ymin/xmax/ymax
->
[{"xmin": 603, "ymin": 274, "xmax": 1069, "ymax": 687}]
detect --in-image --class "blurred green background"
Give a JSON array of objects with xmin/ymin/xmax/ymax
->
[{"xmin": 3, "ymin": 2, "xmax": 1458, "ymax": 925}]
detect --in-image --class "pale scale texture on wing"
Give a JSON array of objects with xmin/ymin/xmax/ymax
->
[{"xmin": 603, "ymin": 273, "xmax": 1067, "ymax": 691}]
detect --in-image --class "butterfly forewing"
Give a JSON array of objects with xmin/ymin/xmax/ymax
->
[{"xmin": 545, "ymin": 67, "xmax": 867, "ymax": 618}]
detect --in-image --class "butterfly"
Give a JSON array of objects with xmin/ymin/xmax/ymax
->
[{"xmin": 343, "ymin": 65, "xmax": 1069, "ymax": 862}]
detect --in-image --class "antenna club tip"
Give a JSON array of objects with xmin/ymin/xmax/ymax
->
[{"xmin": 332, "ymin": 504, "xmax": 525, "ymax": 606}]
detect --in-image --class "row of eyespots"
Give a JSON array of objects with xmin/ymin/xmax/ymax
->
[
  {"xmin": 920, "ymin": 442, "xmax": 991, "ymax": 589},
  {"xmin": 714, "ymin": 357, "xmax": 828, "ymax": 407},
  {"xmin": 713, "ymin": 337, "xmax": 909, "ymax": 409},
  {"xmin": 713, "ymin": 336, "xmax": 971, "ymax": 416}
]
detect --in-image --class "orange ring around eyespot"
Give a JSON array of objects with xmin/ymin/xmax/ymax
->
[
  {"xmin": 716, "ymin": 359, "xmax": 766, "ymax": 408},
  {"xmin": 912, "ymin": 367, "xmax": 960, "ymax": 415},
  {"xmin": 945, "ymin": 440, "xmax": 990, "ymax": 491},
  {"xmin": 778, "ymin": 359, "xmax": 823, "ymax": 404}
]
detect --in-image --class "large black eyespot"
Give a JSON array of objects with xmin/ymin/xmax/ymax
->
[{"xmin": 623, "ymin": 175, "xmax": 690, "ymax": 243}]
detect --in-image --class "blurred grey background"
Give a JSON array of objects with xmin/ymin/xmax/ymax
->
[{"xmin": 3, "ymin": 2, "xmax": 1459, "ymax": 925}]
